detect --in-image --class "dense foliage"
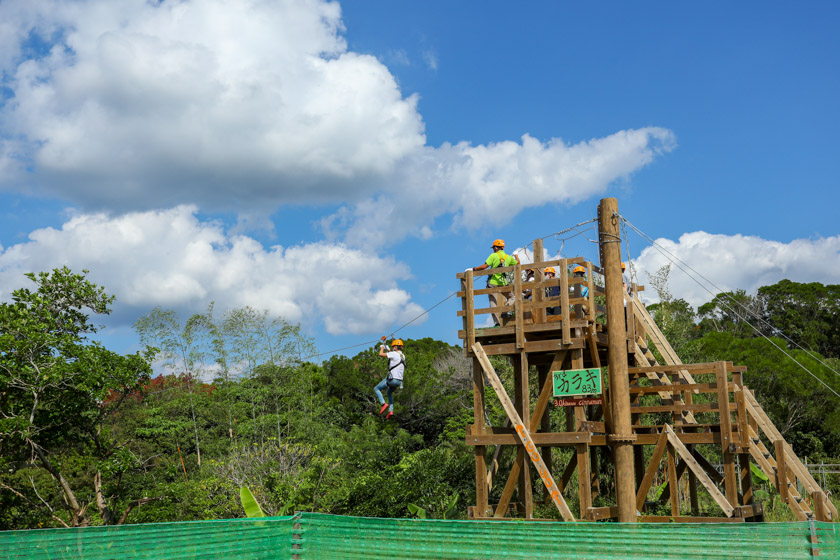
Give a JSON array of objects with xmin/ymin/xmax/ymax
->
[{"xmin": 1, "ymin": 269, "xmax": 838, "ymax": 528}]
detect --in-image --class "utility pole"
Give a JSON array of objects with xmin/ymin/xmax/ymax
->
[{"xmin": 598, "ymin": 197, "xmax": 637, "ymax": 522}]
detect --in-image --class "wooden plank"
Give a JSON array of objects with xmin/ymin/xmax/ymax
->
[
  {"xmin": 466, "ymin": 432, "xmax": 592, "ymax": 446},
  {"xmin": 664, "ymin": 425, "xmax": 734, "ymax": 517},
  {"xmin": 472, "ymin": 356, "xmax": 488, "ymax": 516},
  {"xmin": 635, "ymin": 430, "xmax": 669, "ymax": 512},
  {"xmin": 630, "ymin": 403, "xmax": 725, "ymax": 414},
  {"xmin": 586, "ymin": 506, "xmax": 618, "ymax": 521},
  {"xmin": 590, "ymin": 433, "xmax": 720, "ymax": 446},
  {"xmin": 639, "ymin": 516, "xmax": 744, "ymax": 523},
  {"xmin": 472, "ymin": 342, "xmax": 576, "ymax": 521},
  {"xmin": 464, "ymin": 271, "xmax": 476, "ymax": 351},
  {"xmin": 628, "ymin": 363, "xmax": 746, "ymax": 375},
  {"xmin": 533, "ymin": 238, "xmax": 546, "ymax": 324},
  {"xmin": 559, "ymin": 258, "xmax": 571, "ymax": 344},
  {"xmin": 630, "ymin": 383, "xmax": 718, "ymax": 395}
]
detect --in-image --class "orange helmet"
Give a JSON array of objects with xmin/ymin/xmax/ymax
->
[
  {"xmin": 544, "ymin": 267, "xmax": 556, "ymax": 275},
  {"xmin": 492, "ymin": 239, "xmax": 505, "ymax": 249},
  {"xmin": 391, "ymin": 339, "xmax": 404, "ymax": 348},
  {"xmin": 573, "ymin": 266, "xmax": 586, "ymax": 275},
  {"xmin": 621, "ymin": 262, "xmax": 627, "ymax": 272}
]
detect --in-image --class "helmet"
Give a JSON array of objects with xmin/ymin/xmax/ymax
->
[
  {"xmin": 544, "ymin": 267, "xmax": 555, "ymax": 275},
  {"xmin": 492, "ymin": 239, "xmax": 505, "ymax": 249},
  {"xmin": 573, "ymin": 266, "xmax": 586, "ymax": 275},
  {"xmin": 391, "ymin": 339, "xmax": 404, "ymax": 348},
  {"xmin": 621, "ymin": 262, "xmax": 627, "ymax": 272}
]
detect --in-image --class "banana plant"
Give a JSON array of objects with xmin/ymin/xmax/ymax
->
[{"xmin": 239, "ymin": 486, "xmax": 266, "ymax": 518}]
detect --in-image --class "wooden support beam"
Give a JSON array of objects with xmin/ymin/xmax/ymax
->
[
  {"xmin": 514, "ymin": 352, "xmax": 533, "ymax": 518},
  {"xmin": 472, "ymin": 356, "xmax": 488, "ymax": 517},
  {"xmin": 635, "ymin": 430, "xmax": 669, "ymax": 512},
  {"xmin": 464, "ymin": 271, "xmax": 476, "ymax": 353},
  {"xmin": 559, "ymin": 258, "xmax": 571, "ymax": 344},
  {"xmin": 664, "ymin": 425, "xmax": 734, "ymax": 517},
  {"xmin": 577, "ymin": 443, "xmax": 591, "ymax": 519},
  {"xmin": 533, "ymin": 238, "xmax": 546, "ymax": 324},
  {"xmin": 667, "ymin": 446, "xmax": 680, "ymax": 516},
  {"xmin": 688, "ymin": 445, "xmax": 699, "ymax": 515},
  {"xmin": 599, "ymin": 198, "xmax": 635, "ymax": 522},
  {"xmin": 775, "ymin": 439, "xmax": 789, "ymax": 506},
  {"xmin": 473, "ymin": 343, "xmax": 575, "ymax": 521},
  {"xmin": 716, "ymin": 361, "xmax": 738, "ymax": 507}
]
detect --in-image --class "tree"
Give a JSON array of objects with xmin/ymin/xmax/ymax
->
[
  {"xmin": 0, "ymin": 267, "xmax": 153, "ymax": 527},
  {"xmin": 757, "ymin": 280, "xmax": 840, "ymax": 359}
]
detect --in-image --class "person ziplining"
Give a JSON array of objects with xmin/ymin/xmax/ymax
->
[{"xmin": 375, "ymin": 337, "xmax": 406, "ymax": 419}]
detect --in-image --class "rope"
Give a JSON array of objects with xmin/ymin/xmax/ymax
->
[
  {"xmin": 300, "ymin": 290, "xmax": 459, "ymax": 361},
  {"xmin": 617, "ymin": 214, "xmax": 840, "ymax": 399}
]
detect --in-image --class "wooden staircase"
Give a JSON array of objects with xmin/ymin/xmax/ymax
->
[{"xmin": 631, "ymin": 292, "xmax": 836, "ymax": 521}]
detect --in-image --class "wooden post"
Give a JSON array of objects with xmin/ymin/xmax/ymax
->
[
  {"xmin": 464, "ymin": 271, "xmax": 476, "ymax": 354},
  {"xmin": 688, "ymin": 445, "xmax": 699, "ymax": 515},
  {"xmin": 533, "ymin": 238, "xmax": 546, "ymax": 324},
  {"xmin": 538, "ymin": 367, "xmax": 552, "ymax": 501},
  {"xmin": 560, "ymin": 258, "xmax": 571, "ymax": 344},
  {"xmin": 716, "ymin": 361, "xmax": 738, "ymax": 506},
  {"xmin": 598, "ymin": 197, "xmax": 636, "ymax": 522},
  {"xmin": 514, "ymin": 352, "xmax": 533, "ymax": 518},
  {"xmin": 667, "ymin": 446, "xmax": 680, "ymax": 516},
  {"xmin": 473, "ymin": 356, "xmax": 488, "ymax": 516},
  {"xmin": 577, "ymin": 443, "xmax": 592, "ymax": 519},
  {"xmin": 776, "ymin": 440, "xmax": 788, "ymax": 505}
]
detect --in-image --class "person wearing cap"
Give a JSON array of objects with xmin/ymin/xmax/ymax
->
[
  {"xmin": 571, "ymin": 265, "xmax": 589, "ymax": 317},
  {"xmin": 544, "ymin": 267, "xmax": 562, "ymax": 315},
  {"xmin": 375, "ymin": 338, "xmax": 406, "ymax": 419},
  {"xmin": 572, "ymin": 265, "xmax": 589, "ymax": 299},
  {"xmin": 471, "ymin": 239, "xmax": 520, "ymax": 327}
]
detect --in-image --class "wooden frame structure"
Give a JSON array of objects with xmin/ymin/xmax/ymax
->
[{"xmin": 458, "ymin": 197, "xmax": 836, "ymax": 523}]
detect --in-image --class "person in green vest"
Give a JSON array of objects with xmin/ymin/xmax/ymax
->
[{"xmin": 470, "ymin": 239, "xmax": 520, "ymax": 327}]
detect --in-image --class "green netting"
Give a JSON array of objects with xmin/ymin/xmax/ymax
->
[
  {"xmin": 1, "ymin": 513, "xmax": 837, "ymax": 560},
  {"xmin": 0, "ymin": 516, "xmax": 295, "ymax": 560},
  {"xmin": 293, "ymin": 513, "xmax": 840, "ymax": 560}
]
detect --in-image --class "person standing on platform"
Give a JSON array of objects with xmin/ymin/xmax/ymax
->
[
  {"xmin": 544, "ymin": 267, "xmax": 562, "ymax": 316},
  {"xmin": 375, "ymin": 338, "xmax": 405, "ymax": 419},
  {"xmin": 572, "ymin": 265, "xmax": 589, "ymax": 316},
  {"xmin": 470, "ymin": 239, "xmax": 520, "ymax": 327}
]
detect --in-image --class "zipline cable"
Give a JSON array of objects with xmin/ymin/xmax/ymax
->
[
  {"xmin": 618, "ymin": 213, "xmax": 840, "ymax": 379},
  {"xmin": 617, "ymin": 213, "xmax": 840, "ymax": 399}
]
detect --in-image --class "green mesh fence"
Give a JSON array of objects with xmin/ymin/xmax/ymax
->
[
  {"xmin": 1, "ymin": 513, "xmax": 837, "ymax": 560},
  {"xmin": 0, "ymin": 516, "xmax": 295, "ymax": 560}
]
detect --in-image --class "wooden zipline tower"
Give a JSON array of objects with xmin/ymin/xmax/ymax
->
[{"xmin": 457, "ymin": 197, "xmax": 836, "ymax": 523}]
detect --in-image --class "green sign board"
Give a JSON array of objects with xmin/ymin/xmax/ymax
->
[{"xmin": 553, "ymin": 368, "xmax": 602, "ymax": 398}]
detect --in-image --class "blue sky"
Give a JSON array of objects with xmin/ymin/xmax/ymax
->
[{"xmin": 0, "ymin": 0, "xmax": 838, "ymax": 362}]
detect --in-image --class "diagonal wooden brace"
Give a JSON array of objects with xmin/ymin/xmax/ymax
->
[{"xmin": 473, "ymin": 343, "xmax": 576, "ymax": 522}]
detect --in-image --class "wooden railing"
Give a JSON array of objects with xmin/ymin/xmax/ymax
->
[{"xmin": 456, "ymin": 258, "xmax": 604, "ymax": 351}]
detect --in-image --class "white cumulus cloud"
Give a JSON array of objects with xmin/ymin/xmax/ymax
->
[
  {"xmin": 0, "ymin": 0, "xmax": 425, "ymax": 209},
  {"xmin": 0, "ymin": 0, "xmax": 676, "ymax": 248},
  {"xmin": 633, "ymin": 231, "xmax": 840, "ymax": 307},
  {"xmin": 0, "ymin": 206, "xmax": 425, "ymax": 335},
  {"xmin": 323, "ymin": 128, "xmax": 676, "ymax": 247}
]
